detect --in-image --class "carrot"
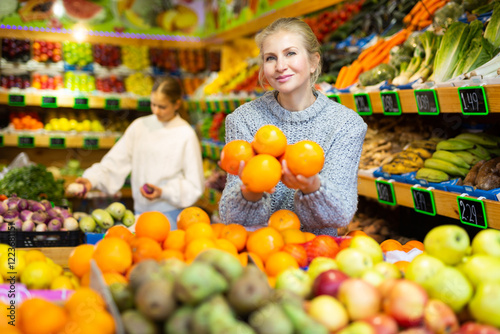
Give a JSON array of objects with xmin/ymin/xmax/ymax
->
[
  {"xmin": 358, "ymin": 40, "xmax": 384, "ymax": 62},
  {"xmin": 335, "ymin": 66, "xmax": 348, "ymax": 89},
  {"xmin": 418, "ymin": 19, "xmax": 433, "ymax": 30},
  {"xmin": 342, "ymin": 61, "xmax": 364, "ymax": 88},
  {"xmin": 363, "ymin": 49, "xmax": 390, "ymax": 71},
  {"xmin": 410, "ymin": 0, "xmax": 445, "ymax": 26}
]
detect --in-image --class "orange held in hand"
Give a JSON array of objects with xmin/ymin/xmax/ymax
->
[
  {"xmin": 220, "ymin": 139, "xmax": 255, "ymax": 175},
  {"xmin": 241, "ymin": 154, "xmax": 282, "ymax": 193},
  {"xmin": 284, "ymin": 140, "xmax": 325, "ymax": 177},
  {"xmin": 252, "ymin": 124, "xmax": 287, "ymax": 157}
]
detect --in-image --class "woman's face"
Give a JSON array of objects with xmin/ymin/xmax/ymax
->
[
  {"xmin": 150, "ymin": 90, "xmax": 180, "ymax": 122},
  {"xmin": 262, "ymin": 31, "xmax": 318, "ymax": 95}
]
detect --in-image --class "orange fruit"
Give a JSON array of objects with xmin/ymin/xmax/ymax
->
[
  {"xmin": 239, "ymin": 252, "xmax": 249, "ymax": 266},
  {"xmin": 404, "ymin": 240, "xmax": 425, "ymax": 252},
  {"xmin": 92, "ymin": 237, "xmax": 132, "ymax": 274},
  {"xmin": 162, "ymin": 229, "xmax": 186, "ymax": 251},
  {"xmin": 394, "ymin": 261, "xmax": 410, "ymax": 276},
  {"xmin": 0, "ymin": 301, "xmax": 19, "ymax": 329},
  {"xmin": 265, "ymin": 251, "xmax": 299, "ymax": 277},
  {"xmin": 64, "ymin": 287, "xmax": 105, "ymax": 318},
  {"xmin": 339, "ymin": 238, "xmax": 352, "ymax": 250},
  {"xmin": 220, "ymin": 139, "xmax": 255, "ymax": 175},
  {"xmin": 105, "ymin": 225, "xmax": 134, "ymax": 243},
  {"xmin": 68, "ymin": 244, "xmax": 95, "ymax": 278},
  {"xmin": 68, "ymin": 311, "xmax": 115, "ymax": 334},
  {"xmin": 177, "ymin": 207, "xmax": 211, "ymax": 230},
  {"xmin": 102, "ymin": 272, "xmax": 127, "ymax": 285},
  {"xmin": 184, "ymin": 238, "xmax": 216, "ymax": 261},
  {"xmin": 220, "ymin": 224, "xmax": 248, "ymax": 252},
  {"xmin": 215, "ymin": 238, "xmax": 239, "ymax": 257},
  {"xmin": 159, "ymin": 249, "xmax": 185, "ymax": 261},
  {"xmin": 24, "ymin": 250, "xmax": 46, "ymax": 264},
  {"xmin": 304, "ymin": 232, "xmax": 316, "ymax": 242},
  {"xmin": 19, "ymin": 298, "xmax": 67, "ymax": 334},
  {"xmin": 135, "ymin": 211, "xmax": 171, "ymax": 243},
  {"xmin": 284, "ymin": 140, "xmax": 325, "ymax": 177},
  {"xmin": 185, "ymin": 223, "xmax": 215, "ymax": 244},
  {"xmin": 211, "ymin": 223, "xmax": 226, "ymax": 238},
  {"xmin": 252, "ymin": 124, "xmax": 287, "ymax": 157},
  {"xmin": 80, "ymin": 272, "xmax": 91, "ymax": 287},
  {"xmin": 248, "ymin": 252, "xmax": 265, "ymax": 271},
  {"xmin": 246, "ymin": 226, "xmax": 284, "ymax": 262},
  {"xmin": 130, "ymin": 237, "xmax": 163, "ymax": 263},
  {"xmin": 241, "ymin": 154, "xmax": 282, "ymax": 193},
  {"xmin": 346, "ymin": 230, "xmax": 368, "ymax": 237},
  {"xmin": 267, "ymin": 276, "xmax": 276, "ymax": 288},
  {"xmin": 380, "ymin": 239, "xmax": 404, "ymax": 253},
  {"xmin": 268, "ymin": 209, "xmax": 301, "ymax": 231},
  {"xmin": 282, "ymin": 243, "xmax": 308, "ymax": 267},
  {"xmin": 281, "ymin": 229, "xmax": 306, "ymax": 244}
]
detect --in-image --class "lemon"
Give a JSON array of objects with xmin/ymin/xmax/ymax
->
[
  {"xmin": 63, "ymin": 271, "xmax": 81, "ymax": 289},
  {"xmin": 0, "ymin": 244, "xmax": 10, "ymax": 258},
  {"xmin": 20, "ymin": 261, "xmax": 53, "ymax": 289},
  {"xmin": 0, "ymin": 251, "xmax": 26, "ymax": 280},
  {"xmin": 24, "ymin": 250, "xmax": 46, "ymax": 264},
  {"xmin": 50, "ymin": 275, "xmax": 74, "ymax": 290},
  {"xmin": 50, "ymin": 263, "xmax": 64, "ymax": 277}
]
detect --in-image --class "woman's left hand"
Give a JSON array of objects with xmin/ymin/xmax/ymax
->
[
  {"xmin": 140, "ymin": 183, "xmax": 162, "ymax": 200},
  {"xmin": 281, "ymin": 160, "xmax": 320, "ymax": 194}
]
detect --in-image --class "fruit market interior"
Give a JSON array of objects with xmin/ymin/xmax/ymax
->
[{"xmin": 1, "ymin": 0, "xmax": 500, "ymax": 333}]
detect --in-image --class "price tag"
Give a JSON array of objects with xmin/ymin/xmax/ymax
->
[
  {"xmin": 214, "ymin": 100, "xmax": 221, "ymax": 112},
  {"xmin": 411, "ymin": 186, "xmax": 436, "ymax": 216},
  {"xmin": 458, "ymin": 86, "xmax": 489, "ymax": 115},
  {"xmin": 223, "ymin": 100, "xmax": 230, "ymax": 112},
  {"xmin": 18, "ymin": 136, "xmax": 35, "ymax": 148},
  {"xmin": 83, "ymin": 137, "xmax": 99, "ymax": 149},
  {"xmin": 0, "ymin": 135, "xmax": 3, "ymax": 147},
  {"xmin": 457, "ymin": 195, "xmax": 487, "ymax": 229},
  {"xmin": 41, "ymin": 96, "xmax": 57, "ymax": 108},
  {"xmin": 328, "ymin": 94, "xmax": 341, "ymax": 104},
  {"xmin": 137, "ymin": 99, "xmax": 151, "ymax": 112},
  {"xmin": 375, "ymin": 179, "xmax": 396, "ymax": 206},
  {"xmin": 74, "ymin": 97, "xmax": 89, "ymax": 109},
  {"xmin": 353, "ymin": 93, "xmax": 372, "ymax": 115},
  {"xmin": 380, "ymin": 91, "xmax": 402, "ymax": 115},
  {"xmin": 415, "ymin": 89, "xmax": 440, "ymax": 115},
  {"xmin": 8, "ymin": 94, "xmax": 25, "ymax": 107},
  {"xmin": 233, "ymin": 100, "xmax": 240, "ymax": 108},
  {"xmin": 105, "ymin": 98, "xmax": 120, "ymax": 110},
  {"xmin": 49, "ymin": 137, "xmax": 66, "ymax": 149},
  {"xmin": 211, "ymin": 145, "xmax": 218, "ymax": 160}
]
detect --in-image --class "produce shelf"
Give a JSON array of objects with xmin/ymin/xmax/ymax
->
[
  {"xmin": 0, "ymin": 132, "xmax": 120, "ymax": 149},
  {"xmin": 196, "ymin": 187, "xmax": 222, "ymax": 214},
  {"xmin": 357, "ymin": 175, "xmax": 500, "ymax": 230}
]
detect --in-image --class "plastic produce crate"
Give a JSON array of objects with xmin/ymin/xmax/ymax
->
[{"xmin": 0, "ymin": 230, "xmax": 85, "ymax": 248}]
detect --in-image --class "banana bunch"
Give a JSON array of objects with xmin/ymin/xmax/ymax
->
[{"xmin": 381, "ymin": 146, "xmax": 432, "ymax": 174}]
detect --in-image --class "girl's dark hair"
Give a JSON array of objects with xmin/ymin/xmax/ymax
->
[{"xmin": 152, "ymin": 76, "xmax": 183, "ymax": 104}]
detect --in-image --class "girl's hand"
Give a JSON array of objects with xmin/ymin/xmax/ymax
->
[
  {"xmin": 237, "ymin": 160, "xmax": 275, "ymax": 202},
  {"xmin": 140, "ymin": 183, "xmax": 162, "ymax": 200},
  {"xmin": 281, "ymin": 160, "xmax": 320, "ymax": 194},
  {"xmin": 67, "ymin": 177, "xmax": 92, "ymax": 198}
]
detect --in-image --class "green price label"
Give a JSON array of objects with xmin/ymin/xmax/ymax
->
[
  {"xmin": 18, "ymin": 136, "xmax": 35, "ymax": 148},
  {"xmin": 415, "ymin": 89, "xmax": 440, "ymax": 115},
  {"xmin": 83, "ymin": 137, "xmax": 99, "ymax": 149},
  {"xmin": 458, "ymin": 86, "xmax": 489, "ymax": 115},
  {"xmin": 328, "ymin": 94, "xmax": 341, "ymax": 104},
  {"xmin": 381, "ymin": 91, "xmax": 402, "ymax": 115},
  {"xmin": 411, "ymin": 186, "xmax": 436, "ymax": 216},
  {"xmin": 105, "ymin": 98, "xmax": 120, "ymax": 110},
  {"xmin": 457, "ymin": 196, "xmax": 487, "ymax": 229},
  {"xmin": 8, "ymin": 94, "xmax": 25, "ymax": 106},
  {"xmin": 41, "ymin": 96, "xmax": 57, "ymax": 108},
  {"xmin": 137, "ymin": 99, "xmax": 151, "ymax": 111},
  {"xmin": 49, "ymin": 137, "xmax": 66, "ymax": 149},
  {"xmin": 375, "ymin": 179, "xmax": 396, "ymax": 206},
  {"xmin": 353, "ymin": 93, "xmax": 372, "ymax": 115},
  {"xmin": 74, "ymin": 97, "xmax": 89, "ymax": 109}
]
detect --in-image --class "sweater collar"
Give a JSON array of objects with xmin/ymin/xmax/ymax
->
[{"xmin": 263, "ymin": 90, "xmax": 327, "ymax": 122}]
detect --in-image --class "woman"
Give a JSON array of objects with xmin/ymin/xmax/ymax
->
[
  {"xmin": 71, "ymin": 76, "xmax": 204, "ymax": 227},
  {"xmin": 219, "ymin": 17, "xmax": 367, "ymax": 236}
]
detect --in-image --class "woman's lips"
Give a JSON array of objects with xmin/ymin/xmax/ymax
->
[{"xmin": 276, "ymin": 74, "xmax": 292, "ymax": 83}]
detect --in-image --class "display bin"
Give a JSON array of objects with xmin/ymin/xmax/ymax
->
[
  {"xmin": 404, "ymin": 171, "xmax": 460, "ymax": 192},
  {"xmin": 446, "ymin": 184, "xmax": 500, "ymax": 202},
  {"xmin": 85, "ymin": 232, "xmax": 105, "ymax": 245},
  {"xmin": 0, "ymin": 230, "xmax": 84, "ymax": 248},
  {"xmin": 372, "ymin": 167, "xmax": 414, "ymax": 184}
]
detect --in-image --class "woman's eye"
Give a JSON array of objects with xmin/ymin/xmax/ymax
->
[
  {"xmin": 287, "ymin": 51, "xmax": 296, "ymax": 56},
  {"xmin": 265, "ymin": 56, "xmax": 276, "ymax": 62}
]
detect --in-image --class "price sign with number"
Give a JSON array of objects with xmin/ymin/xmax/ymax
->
[
  {"xmin": 411, "ymin": 186, "xmax": 436, "ymax": 216},
  {"xmin": 375, "ymin": 179, "xmax": 396, "ymax": 205},
  {"xmin": 458, "ymin": 86, "xmax": 489, "ymax": 115},
  {"xmin": 353, "ymin": 93, "xmax": 372, "ymax": 115},
  {"xmin": 18, "ymin": 136, "xmax": 35, "ymax": 148},
  {"xmin": 328, "ymin": 94, "xmax": 341, "ymax": 104},
  {"xmin": 41, "ymin": 96, "xmax": 57, "ymax": 108},
  {"xmin": 49, "ymin": 137, "xmax": 66, "ymax": 149},
  {"xmin": 415, "ymin": 89, "xmax": 440, "ymax": 115},
  {"xmin": 74, "ymin": 97, "xmax": 89, "ymax": 109},
  {"xmin": 457, "ymin": 196, "xmax": 487, "ymax": 228},
  {"xmin": 137, "ymin": 99, "xmax": 151, "ymax": 111},
  {"xmin": 8, "ymin": 94, "xmax": 25, "ymax": 107},
  {"xmin": 105, "ymin": 98, "xmax": 120, "ymax": 110},
  {"xmin": 381, "ymin": 91, "xmax": 402, "ymax": 115},
  {"xmin": 83, "ymin": 137, "xmax": 99, "ymax": 149}
]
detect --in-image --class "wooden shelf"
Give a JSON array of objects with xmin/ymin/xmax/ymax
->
[
  {"xmin": 358, "ymin": 175, "xmax": 500, "ymax": 230},
  {"xmin": 0, "ymin": 133, "xmax": 120, "ymax": 149}
]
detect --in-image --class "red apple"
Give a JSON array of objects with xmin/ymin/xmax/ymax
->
[
  {"xmin": 398, "ymin": 328, "xmax": 432, "ymax": 334},
  {"xmin": 424, "ymin": 299, "xmax": 459, "ymax": 334},
  {"xmin": 455, "ymin": 322, "xmax": 500, "ymax": 334},
  {"xmin": 364, "ymin": 314, "xmax": 399, "ymax": 334},
  {"xmin": 306, "ymin": 235, "xmax": 340, "ymax": 262},
  {"xmin": 338, "ymin": 278, "xmax": 382, "ymax": 321},
  {"xmin": 312, "ymin": 269, "xmax": 349, "ymax": 298},
  {"xmin": 383, "ymin": 279, "xmax": 428, "ymax": 328}
]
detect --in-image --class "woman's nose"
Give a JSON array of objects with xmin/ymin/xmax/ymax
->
[{"xmin": 276, "ymin": 57, "xmax": 287, "ymax": 71}]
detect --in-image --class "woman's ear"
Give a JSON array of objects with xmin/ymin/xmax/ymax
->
[{"xmin": 311, "ymin": 52, "xmax": 320, "ymax": 73}]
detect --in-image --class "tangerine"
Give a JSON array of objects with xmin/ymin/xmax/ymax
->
[
  {"xmin": 92, "ymin": 237, "xmax": 132, "ymax": 274},
  {"xmin": 162, "ymin": 229, "xmax": 186, "ymax": 251},
  {"xmin": 252, "ymin": 124, "xmax": 287, "ymax": 157},
  {"xmin": 248, "ymin": 252, "xmax": 265, "ymax": 271},
  {"xmin": 159, "ymin": 249, "xmax": 185, "ymax": 261},
  {"xmin": 215, "ymin": 238, "xmax": 239, "ymax": 257},
  {"xmin": 246, "ymin": 226, "xmax": 284, "ymax": 262},
  {"xmin": 105, "ymin": 225, "xmax": 134, "ymax": 243},
  {"xmin": 380, "ymin": 239, "xmax": 404, "ymax": 253},
  {"xmin": 185, "ymin": 223, "xmax": 215, "ymax": 244},
  {"xmin": 211, "ymin": 223, "xmax": 226, "ymax": 238},
  {"xmin": 265, "ymin": 251, "xmax": 299, "ymax": 277},
  {"xmin": 280, "ymin": 229, "xmax": 306, "ymax": 244},
  {"xmin": 404, "ymin": 240, "xmax": 425, "ymax": 252},
  {"xmin": 394, "ymin": 261, "xmax": 410, "ymax": 276},
  {"xmin": 130, "ymin": 237, "xmax": 162, "ymax": 263},
  {"xmin": 268, "ymin": 209, "xmax": 301, "ymax": 231},
  {"xmin": 238, "ymin": 252, "xmax": 248, "ymax": 266},
  {"xmin": 304, "ymin": 232, "xmax": 316, "ymax": 242},
  {"xmin": 135, "ymin": 211, "xmax": 171, "ymax": 243},
  {"xmin": 177, "ymin": 207, "xmax": 211, "ymax": 230},
  {"xmin": 184, "ymin": 238, "xmax": 216, "ymax": 261},
  {"xmin": 68, "ymin": 244, "xmax": 95, "ymax": 278},
  {"xmin": 241, "ymin": 154, "xmax": 282, "ymax": 193},
  {"xmin": 64, "ymin": 287, "xmax": 105, "ymax": 319},
  {"xmin": 102, "ymin": 272, "xmax": 127, "ymax": 285},
  {"xmin": 346, "ymin": 230, "xmax": 368, "ymax": 237},
  {"xmin": 19, "ymin": 298, "xmax": 68, "ymax": 334},
  {"xmin": 220, "ymin": 139, "xmax": 255, "ymax": 175},
  {"xmin": 220, "ymin": 224, "xmax": 248, "ymax": 252},
  {"xmin": 284, "ymin": 140, "xmax": 325, "ymax": 177},
  {"xmin": 282, "ymin": 244, "xmax": 308, "ymax": 267},
  {"xmin": 24, "ymin": 250, "xmax": 46, "ymax": 264}
]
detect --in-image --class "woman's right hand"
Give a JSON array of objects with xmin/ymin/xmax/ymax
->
[{"xmin": 237, "ymin": 161, "xmax": 274, "ymax": 202}]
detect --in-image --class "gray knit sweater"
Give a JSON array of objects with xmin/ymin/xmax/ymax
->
[{"xmin": 219, "ymin": 90, "xmax": 367, "ymax": 236}]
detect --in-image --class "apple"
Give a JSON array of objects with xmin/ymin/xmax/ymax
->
[
  {"xmin": 468, "ymin": 281, "xmax": 500, "ymax": 328},
  {"xmin": 307, "ymin": 257, "xmax": 338, "ymax": 282},
  {"xmin": 336, "ymin": 248, "xmax": 373, "ymax": 277},
  {"xmin": 349, "ymin": 236, "xmax": 384, "ymax": 264},
  {"xmin": 337, "ymin": 321, "xmax": 376, "ymax": 334},
  {"xmin": 364, "ymin": 314, "xmax": 398, "ymax": 334},
  {"xmin": 398, "ymin": 328, "xmax": 432, "ymax": 334},
  {"xmin": 405, "ymin": 253, "xmax": 445, "ymax": 290},
  {"xmin": 423, "ymin": 299, "xmax": 459, "ymax": 334},
  {"xmin": 382, "ymin": 279, "xmax": 428, "ymax": 328},
  {"xmin": 377, "ymin": 278, "xmax": 398, "ymax": 299},
  {"xmin": 275, "ymin": 267, "xmax": 312, "ymax": 298},
  {"xmin": 460, "ymin": 254, "xmax": 500, "ymax": 288},
  {"xmin": 455, "ymin": 321, "xmax": 500, "ymax": 334},
  {"xmin": 471, "ymin": 229, "xmax": 500, "ymax": 257},
  {"xmin": 427, "ymin": 266, "xmax": 472, "ymax": 313},
  {"xmin": 312, "ymin": 269, "xmax": 349, "ymax": 298},
  {"xmin": 373, "ymin": 261, "xmax": 401, "ymax": 280},
  {"xmin": 423, "ymin": 225, "xmax": 470, "ymax": 265},
  {"xmin": 360, "ymin": 268, "xmax": 386, "ymax": 287},
  {"xmin": 337, "ymin": 278, "xmax": 382, "ymax": 321},
  {"xmin": 308, "ymin": 295, "xmax": 349, "ymax": 332}
]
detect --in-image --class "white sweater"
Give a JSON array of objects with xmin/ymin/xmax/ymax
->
[{"xmin": 83, "ymin": 114, "xmax": 204, "ymax": 215}]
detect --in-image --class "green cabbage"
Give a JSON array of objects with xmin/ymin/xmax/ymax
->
[
  {"xmin": 485, "ymin": 1, "xmax": 500, "ymax": 49},
  {"xmin": 433, "ymin": 22, "xmax": 471, "ymax": 82}
]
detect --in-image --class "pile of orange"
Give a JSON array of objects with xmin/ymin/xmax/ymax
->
[{"xmin": 380, "ymin": 239, "xmax": 424, "ymax": 253}]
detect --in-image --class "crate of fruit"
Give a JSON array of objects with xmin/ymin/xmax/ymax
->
[{"xmin": 0, "ymin": 230, "xmax": 84, "ymax": 248}]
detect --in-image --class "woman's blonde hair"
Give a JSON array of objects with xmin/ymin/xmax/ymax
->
[{"xmin": 255, "ymin": 17, "xmax": 322, "ymax": 89}]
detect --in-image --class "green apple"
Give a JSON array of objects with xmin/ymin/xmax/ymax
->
[
  {"xmin": 336, "ymin": 248, "xmax": 373, "ymax": 278},
  {"xmin": 307, "ymin": 257, "xmax": 338, "ymax": 282},
  {"xmin": 275, "ymin": 268, "xmax": 312, "ymax": 298},
  {"xmin": 360, "ymin": 268, "xmax": 386, "ymax": 287},
  {"xmin": 468, "ymin": 281, "xmax": 500, "ymax": 327},
  {"xmin": 423, "ymin": 225, "xmax": 470, "ymax": 265},
  {"xmin": 405, "ymin": 253, "xmax": 445, "ymax": 290},
  {"xmin": 373, "ymin": 261, "xmax": 401, "ymax": 280},
  {"xmin": 308, "ymin": 295, "xmax": 349, "ymax": 332},
  {"xmin": 471, "ymin": 229, "xmax": 500, "ymax": 257},
  {"xmin": 460, "ymin": 254, "xmax": 500, "ymax": 288},
  {"xmin": 349, "ymin": 236, "xmax": 384, "ymax": 264},
  {"xmin": 427, "ymin": 266, "xmax": 473, "ymax": 312},
  {"xmin": 337, "ymin": 321, "xmax": 376, "ymax": 334}
]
